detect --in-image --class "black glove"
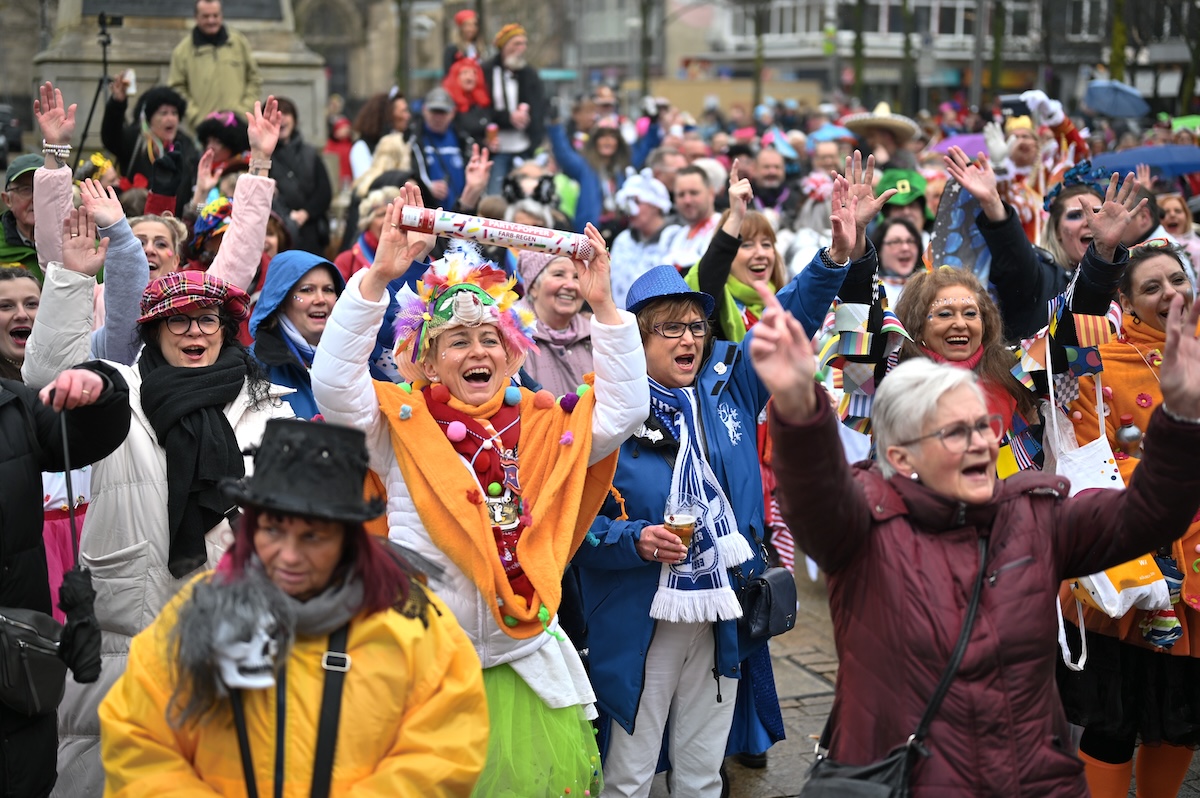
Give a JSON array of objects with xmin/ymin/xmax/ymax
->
[
  {"xmin": 149, "ymin": 150, "xmax": 185, "ymax": 197},
  {"xmin": 57, "ymin": 569, "xmax": 102, "ymax": 683}
]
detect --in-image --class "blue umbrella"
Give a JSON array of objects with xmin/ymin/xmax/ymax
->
[
  {"xmin": 1084, "ymin": 80, "xmax": 1150, "ymax": 118},
  {"xmin": 1091, "ymin": 145, "xmax": 1200, "ymax": 179}
]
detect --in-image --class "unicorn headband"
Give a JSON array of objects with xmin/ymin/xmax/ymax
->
[{"xmin": 391, "ymin": 241, "xmax": 537, "ymax": 384}]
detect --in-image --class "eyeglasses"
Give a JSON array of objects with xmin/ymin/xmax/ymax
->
[
  {"xmin": 4, "ymin": 184, "xmax": 33, "ymax": 198},
  {"xmin": 164, "ymin": 313, "xmax": 222, "ymax": 335},
  {"xmin": 882, "ymin": 238, "xmax": 917, "ymax": 248},
  {"xmin": 897, "ymin": 414, "xmax": 1004, "ymax": 453},
  {"xmin": 653, "ymin": 320, "xmax": 708, "ymax": 339}
]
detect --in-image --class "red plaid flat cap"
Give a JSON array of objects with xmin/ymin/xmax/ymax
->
[{"xmin": 138, "ymin": 270, "xmax": 251, "ymax": 325}]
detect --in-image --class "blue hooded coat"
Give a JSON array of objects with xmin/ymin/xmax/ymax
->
[
  {"xmin": 248, "ymin": 250, "xmax": 345, "ymax": 419},
  {"xmin": 574, "ymin": 247, "xmax": 860, "ymax": 761}
]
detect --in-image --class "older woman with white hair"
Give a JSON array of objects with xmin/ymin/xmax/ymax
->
[{"xmin": 749, "ymin": 282, "xmax": 1200, "ymax": 796}]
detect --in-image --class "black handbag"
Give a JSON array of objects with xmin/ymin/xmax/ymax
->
[
  {"xmin": 0, "ymin": 413, "xmax": 80, "ymax": 716},
  {"xmin": 799, "ymin": 535, "xmax": 990, "ymax": 797},
  {"xmin": 0, "ymin": 609, "xmax": 67, "ymax": 716},
  {"xmin": 741, "ymin": 566, "xmax": 797, "ymax": 639}
]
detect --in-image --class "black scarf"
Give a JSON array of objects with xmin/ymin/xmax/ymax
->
[
  {"xmin": 140, "ymin": 345, "xmax": 249, "ymax": 577},
  {"xmin": 192, "ymin": 25, "xmax": 230, "ymax": 48}
]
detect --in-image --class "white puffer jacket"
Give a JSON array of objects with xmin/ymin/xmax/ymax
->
[
  {"xmin": 38, "ymin": 269, "xmax": 295, "ymax": 798},
  {"xmin": 312, "ymin": 270, "xmax": 648, "ymax": 711}
]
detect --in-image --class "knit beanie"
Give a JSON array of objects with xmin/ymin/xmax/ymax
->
[{"xmin": 494, "ymin": 23, "xmax": 526, "ymax": 50}]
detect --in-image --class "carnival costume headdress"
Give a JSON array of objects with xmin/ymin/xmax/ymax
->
[{"xmin": 391, "ymin": 241, "xmax": 537, "ymax": 384}]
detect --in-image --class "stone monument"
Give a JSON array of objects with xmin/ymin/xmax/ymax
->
[{"xmin": 35, "ymin": 0, "xmax": 328, "ymax": 147}]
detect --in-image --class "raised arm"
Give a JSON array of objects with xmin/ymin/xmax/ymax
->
[
  {"xmin": 33, "ymin": 82, "xmax": 77, "ymax": 272},
  {"xmin": 207, "ymin": 98, "xmax": 280, "ymax": 290},
  {"xmin": 752, "ymin": 282, "xmax": 873, "ymax": 571},
  {"xmin": 21, "ymin": 210, "xmax": 109, "ymax": 390},
  {"xmin": 79, "ymin": 179, "xmax": 150, "ymax": 364},
  {"xmin": 573, "ymin": 223, "xmax": 648, "ymax": 464}
]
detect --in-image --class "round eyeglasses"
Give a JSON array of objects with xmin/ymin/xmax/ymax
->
[
  {"xmin": 897, "ymin": 414, "xmax": 1005, "ymax": 453},
  {"xmin": 164, "ymin": 313, "xmax": 222, "ymax": 335}
]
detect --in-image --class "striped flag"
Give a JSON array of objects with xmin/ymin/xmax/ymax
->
[{"xmin": 1073, "ymin": 313, "xmax": 1114, "ymax": 348}]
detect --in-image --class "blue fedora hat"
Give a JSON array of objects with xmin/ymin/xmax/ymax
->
[{"xmin": 625, "ymin": 265, "xmax": 716, "ymax": 316}]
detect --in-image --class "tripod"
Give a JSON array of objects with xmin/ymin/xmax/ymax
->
[{"xmin": 76, "ymin": 13, "xmax": 121, "ymax": 166}]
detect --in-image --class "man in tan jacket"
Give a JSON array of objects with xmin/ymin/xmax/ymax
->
[{"xmin": 168, "ymin": 0, "xmax": 262, "ymax": 130}]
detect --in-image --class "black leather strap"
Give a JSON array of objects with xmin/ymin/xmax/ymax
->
[
  {"xmin": 311, "ymin": 623, "xmax": 351, "ymax": 798},
  {"xmin": 818, "ymin": 534, "xmax": 990, "ymax": 753},
  {"xmin": 230, "ymin": 690, "xmax": 260, "ymax": 798}
]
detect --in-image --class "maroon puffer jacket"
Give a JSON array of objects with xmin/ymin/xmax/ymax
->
[{"xmin": 771, "ymin": 398, "xmax": 1200, "ymax": 797}]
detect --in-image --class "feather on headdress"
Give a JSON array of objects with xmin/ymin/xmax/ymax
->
[{"xmin": 392, "ymin": 240, "xmax": 537, "ymax": 384}]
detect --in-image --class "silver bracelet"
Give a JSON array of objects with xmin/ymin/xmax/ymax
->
[
  {"xmin": 1162, "ymin": 403, "xmax": 1200, "ymax": 425},
  {"xmin": 820, "ymin": 248, "xmax": 851, "ymax": 270}
]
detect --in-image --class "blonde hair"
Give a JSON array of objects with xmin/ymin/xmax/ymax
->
[
  {"xmin": 130, "ymin": 214, "xmax": 189, "ymax": 255},
  {"xmin": 352, "ymin": 133, "xmax": 412, "ymax": 195},
  {"xmin": 356, "ymin": 187, "xmax": 403, "ymax": 233}
]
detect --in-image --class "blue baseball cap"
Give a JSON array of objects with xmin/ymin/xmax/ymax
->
[{"xmin": 625, "ymin": 265, "xmax": 715, "ymax": 317}]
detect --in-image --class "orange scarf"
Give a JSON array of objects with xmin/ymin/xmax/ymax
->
[{"xmin": 376, "ymin": 377, "xmax": 618, "ymax": 639}]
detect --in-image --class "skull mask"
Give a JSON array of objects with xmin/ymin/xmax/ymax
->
[{"xmin": 214, "ymin": 612, "xmax": 282, "ymax": 690}]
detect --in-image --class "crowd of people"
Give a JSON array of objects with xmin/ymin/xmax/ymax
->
[{"xmin": 2, "ymin": 1, "xmax": 1200, "ymax": 796}]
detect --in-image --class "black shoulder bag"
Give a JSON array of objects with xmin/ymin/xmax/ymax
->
[
  {"xmin": 231, "ymin": 623, "xmax": 350, "ymax": 798},
  {"xmin": 0, "ymin": 413, "xmax": 76, "ymax": 716},
  {"xmin": 798, "ymin": 535, "xmax": 989, "ymax": 798}
]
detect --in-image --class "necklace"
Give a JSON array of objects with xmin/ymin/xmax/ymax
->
[{"xmin": 1125, "ymin": 341, "xmax": 1162, "ymax": 385}]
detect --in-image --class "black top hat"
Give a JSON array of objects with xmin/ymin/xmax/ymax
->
[{"xmin": 221, "ymin": 420, "xmax": 385, "ymax": 523}]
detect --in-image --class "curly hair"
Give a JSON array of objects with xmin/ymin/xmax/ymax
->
[
  {"xmin": 894, "ymin": 267, "xmax": 1036, "ymax": 421},
  {"xmin": 353, "ymin": 93, "xmax": 395, "ymax": 152},
  {"xmin": 1119, "ymin": 241, "xmax": 1190, "ymax": 298}
]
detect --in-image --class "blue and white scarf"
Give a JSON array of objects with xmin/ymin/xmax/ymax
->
[
  {"xmin": 648, "ymin": 378, "xmax": 752, "ymax": 623},
  {"xmin": 278, "ymin": 315, "xmax": 317, "ymax": 367}
]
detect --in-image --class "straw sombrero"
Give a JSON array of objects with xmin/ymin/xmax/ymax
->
[{"xmin": 841, "ymin": 102, "xmax": 921, "ymax": 143}]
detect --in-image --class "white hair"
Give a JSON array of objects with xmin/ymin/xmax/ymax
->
[
  {"xmin": 873, "ymin": 359, "xmax": 986, "ymax": 477},
  {"xmin": 505, "ymin": 198, "xmax": 554, "ymax": 227},
  {"xmin": 356, "ymin": 186, "xmax": 402, "ymax": 232}
]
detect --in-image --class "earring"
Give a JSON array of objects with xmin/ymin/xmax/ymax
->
[
  {"xmin": 910, "ymin": 472, "xmax": 920, "ymax": 481},
  {"xmin": 1131, "ymin": 311, "xmax": 1141, "ymax": 324},
  {"xmin": 430, "ymin": 375, "xmax": 440, "ymax": 382}
]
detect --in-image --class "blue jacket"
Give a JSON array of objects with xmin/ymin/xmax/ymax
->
[
  {"xmin": 546, "ymin": 124, "xmax": 602, "ymax": 233},
  {"xmin": 249, "ymin": 250, "xmax": 345, "ymax": 418},
  {"xmin": 574, "ymin": 249, "xmax": 850, "ymax": 735}
]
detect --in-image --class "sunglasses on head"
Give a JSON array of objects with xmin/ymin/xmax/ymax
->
[{"xmin": 1132, "ymin": 237, "xmax": 1171, "ymax": 252}]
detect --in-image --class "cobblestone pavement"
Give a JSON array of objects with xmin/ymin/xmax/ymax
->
[{"xmin": 647, "ymin": 573, "xmax": 1200, "ymax": 798}]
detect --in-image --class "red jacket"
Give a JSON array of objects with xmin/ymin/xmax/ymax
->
[{"xmin": 771, "ymin": 397, "xmax": 1200, "ymax": 797}]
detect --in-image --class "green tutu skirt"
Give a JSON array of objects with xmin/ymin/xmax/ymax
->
[{"xmin": 470, "ymin": 663, "xmax": 603, "ymax": 797}]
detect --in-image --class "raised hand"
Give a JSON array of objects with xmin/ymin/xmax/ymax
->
[
  {"xmin": 827, "ymin": 176, "xmax": 858, "ymax": 264},
  {"xmin": 1160, "ymin": 293, "xmax": 1200, "ymax": 420},
  {"xmin": 194, "ymin": 149, "xmax": 221, "ymax": 198},
  {"xmin": 247, "ymin": 96, "xmax": 282, "ymax": 160},
  {"xmin": 844, "ymin": 150, "xmax": 897, "ymax": 239},
  {"xmin": 943, "ymin": 146, "xmax": 1005, "ymax": 220},
  {"xmin": 575, "ymin": 223, "xmax": 618, "ymax": 323},
  {"xmin": 34, "ymin": 82, "xmax": 77, "ymax": 147},
  {"xmin": 1136, "ymin": 163, "xmax": 1152, "ymax": 189},
  {"xmin": 1084, "ymin": 172, "xmax": 1146, "ymax": 261},
  {"xmin": 108, "ymin": 74, "xmax": 129, "ymax": 104},
  {"xmin": 721, "ymin": 159, "xmax": 753, "ymax": 237},
  {"xmin": 61, "ymin": 208, "xmax": 110, "ymax": 277},
  {"xmin": 749, "ymin": 280, "xmax": 818, "ymax": 424},
  {"xmin": 460, "ymin": 144, "xmax": 493, "ymax": 210},
  {"xmin": 39, "ymin": 368, "xmax": 108, "ymax": 412},
  {"xmin": 361, "ymin": 185, "xmax": 434, "ymax": 301},
  {"xmin": 983, "ymin": 121, "xmax": 1013, "ymax": 166},
  {"xmin": 79, "ymin": 178, "xmax": 124, "ymax": 228}
]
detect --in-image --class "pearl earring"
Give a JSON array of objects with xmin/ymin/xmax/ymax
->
[
  {"xmin": 430, "ymin": 375, "xmax": 440, "ymax": 382},
  {"xmin": 910, "ymin": 472, "xmax": 920, "ymax": 481}
]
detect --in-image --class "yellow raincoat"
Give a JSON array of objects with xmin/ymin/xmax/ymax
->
[{"xmin": 99, "ymin": 576, "xmax": 488, "ymax": 797}]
